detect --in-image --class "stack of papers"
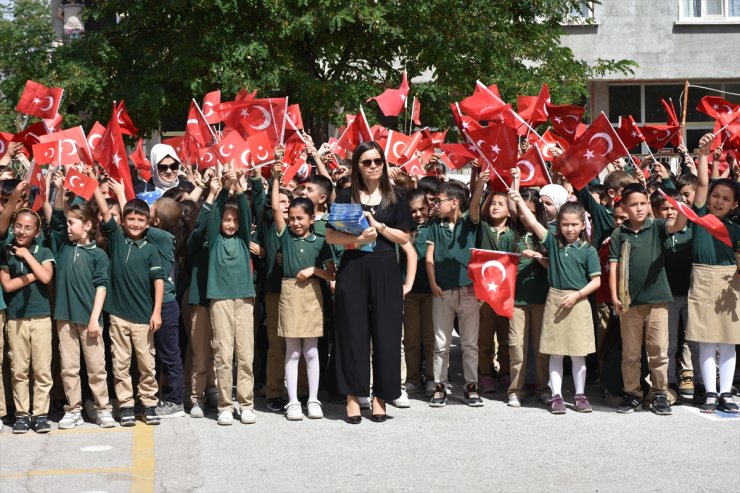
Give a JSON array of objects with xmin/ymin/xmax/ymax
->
[{"xmin": 329, "ymin": 203, "xmax": 374, "ymax": 252}]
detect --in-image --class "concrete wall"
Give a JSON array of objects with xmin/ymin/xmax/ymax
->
[{"xmin": 560, "ymin": 0, "xmax": 740, "ymax": 81}]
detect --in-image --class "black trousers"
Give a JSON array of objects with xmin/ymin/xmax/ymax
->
[{"xmin": 334, "ymin": 252, "xmax": 403, "ymax": 402}]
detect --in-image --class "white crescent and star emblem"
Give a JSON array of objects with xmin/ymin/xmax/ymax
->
[
  {"xmin": 219, "ymin": 145, "xmax": 232, "ymax": 158},
  {"xmin": 202, "ymin": 151, "xmax": 214, "ymax": 163},
  {"xmin": 561, "ymin": 115, "xmax": 580, "ymax": 134},
  {"xmin": 0, "ymin": 141, "xmax": 5, "ymax": 155},
  {"xmin": 249, "ymin": 106, "xmax": 272, "ymax": 131},
  {"xmin": 392, "ymin": 141, "xmax": 406, "ymax": 159},
  {"xmin": 516, "ymin": 159, "xmax": 536, "ymax": 183},
  {"xmin": 45, "ymin": 147, "xmax": 55, "ymax": 159},
  {"xmin": 480, "ymin": 260, "xmax": 507, "ymax": 293},
  {"xmin": 203, "ymin": 102, "xmax": 215, "ymax": 118},
  {"xmin": 62, "ymin": 139, "xmax": 77, "ymax": 156},
  {"xmin": 68, "ymin": 175, "xmax": 83, "ymax": 188},
  {"xmin": 240, "ymin": 149, "xmax": 251, "ymax": 167},
  {"xmin": 88, "ymin": 134, "xmax": 102, "ymax": 149},
  {"xmin": 255, "ymin": 145, "xmax": 269, "ymax": 161},
  {"xmin": 588, "ymin": 132, "xmax": 614, "ymax": 156},
  {"xmin": 39, "ymin": 96, "xmax": 55, "ymax": 112},
  {"xmin": 117, "ymin": 108, "xmax": 125, "ymax": 125}
]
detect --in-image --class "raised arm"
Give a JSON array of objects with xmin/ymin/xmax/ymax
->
[
  {"xmin": 0, "ymin": 181, "xmax": 28, "ymax": 238},
  {"xmin": 694, "ymin": 133, "xmax": 713, "ymax": 208},
  {"xmin": 470, "ymin": 168, "xmax": 490, "ymax": 224},
  {"xmin": 270, "ymin": 162, "xmax": 287, "ymax": 234}
]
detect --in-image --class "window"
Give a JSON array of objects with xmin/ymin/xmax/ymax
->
[
  {"xmin": 570, "ymin": 0, "xmax": 591, "ymax": 17},
  {"xmin": 680, "ymin": 0, "xmax": 740, "ymax": 20}
]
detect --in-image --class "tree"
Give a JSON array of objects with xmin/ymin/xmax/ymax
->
[{"xmin": 1, "ymin": 0, "xmax": 635, "ymax": 143}]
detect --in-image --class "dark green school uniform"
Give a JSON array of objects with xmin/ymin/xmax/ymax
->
[
  {"xmin": 0, "ymin": 233, "xmax": 11, "ymax": 312},
  {"xmin": 575, "ymin": 187, "xmax": 614, "ymax": 247},
  {"xmin": 608, "ymin": 218, "xmax": 673, "ymax": 305},
  {"xmin": 664, "ymin": 224, "xmax": 693, "ymax": 296},
  {"xmin": 101, "ymin": 217, "xmax": 164, "ymax": 324},
  {"xmin": 541, "ymin": 231, "xmax": 600, "ymax": 291},
  {"xmin": 475, "ymin": 220, "xmax": 515, "ymax": 252},
  {"xmin": 514, "ymin": 233, "xmax": 549, "ymax": 305},
  {"xmin": 276, "ymin": 226, "xmax": 333, "ymax": 277},
  {"xmin": 427, "ymin": 213, "xmax": 477, "ymax": 290},
  {"xmin": 401, "ymin": 225, "xmax": 431, "ymax": 294},
  {"xmin": 187, "ymin": 202, "xmax": 211, "ymax": 307},
  {"xmin": 147, "ymin": 227, "xmax": 176, "ymax": 304},
  {"xmin": 0, "ymin": 244, "xmax": 55, "ymax": 320},
  {"xmin": 206, "ymin": 189, "xmax": 255, "ymax": 300},
  {"xmin": 50, "ymin": 209, "xmax": 109, "ymax": 325},
  {"xmin": 691, "ymin": 204, "xmax": 740, "ymax": 266}
]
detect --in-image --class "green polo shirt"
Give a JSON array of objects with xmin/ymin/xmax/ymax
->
[
  {"xmin": 575, "ymin": 187, "xmax": 615, "ymax": 246},
  {"xmin": 101, "ymin": 217, "xmax": 164, "ymax": 324},
  {"xmin": 50, "ymin": 209, "xmax": 109, "ymax": 325},
  {"xmin": 427, "ymin": 213, "xmax": 477, "ymax": 290},
  {"xmin": 475, "ymin": 222, "xmax": 515, "ymax": 252},
  {"xmin": 187, "ymin": 203, "xmax": 211, "ymax": 307},
  {"xmin": 146, "ymin": 227, "xmax": 176, "ymax": 304},
  {"xmin": 514, "ymin": 233, "xmax": 549, "ymax": 305},
  {"xmin": 542, "ymin": 230, "xmax": 600, "ymax": 291},
  {"xmin": 691, "ymin": 204, "xmax": 740, "ymax": 266},
  {"xmin": 0, "ymin": 244, "xmax": 55, "ymax": 320},
  {"xmin": 277, "ymin": 226, "xmax": 332, "ymax": 278},
  {"xmin": 608, "ymin": 218, "xmax": 673, "ymax": 305},
  {"xmin": 401, "ymin": 225, "xmax": 431, "ymax": 294},
  {"xmin": 664, "ymin": 224, "xmax": 693, "ymax": 297},
  {"xmin": 0, "ymin": 233, "xmax": 11, "ymax": 312},
  {"xmin": 206, "ymin": 189, "xmax": 255, "ymax": 300}
]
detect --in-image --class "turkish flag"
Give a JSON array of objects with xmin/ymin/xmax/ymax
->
[
  {"xmin": 401, "ymin": 156, "xmax": 426, "ymax": 177},
  {"xmin": 712, "ymin": 119, "xmax": 740, "ymax": 151},
  {"xmin": 0, "ymin": 132, "xmax": 13, "ymax": 158},
  {"xmin": 467, "ymin": 124, "xmax": 518, "ymax": 172},
  {"xmin": 15, "ymin": 80, "xmax": 63, "ymax": 119},
  {"xmin": 459, "ymin": 82, "xmax": 506, "ymax": 121},
  {"xmin": 439, "ymin": 143, "xmax": 477, "ymax": 170},
  {"xmin": 213, "ymin": 130, "xmax": 249, "ymax": 166},
  {"xmin": 161, "ymin": 136, "xmax": 186, "ymax": 162},
  {"xmin": 335, "ymin": 108, "xmax": 374, "ymax": 154},
  {"xmin": 468, "ymin": 248, "xmax": 520, "ymax": 319},
  {"xmin": 367, "ymin": 70, "xmax": 410, "ymax": 118},
  {"xmin": 595, "ymin": 241, "xmax": 612, "ymax": 304},
  {"xmin": 43, "ymin": 113, "xmax": 63, "ymax": 133},
  {"xmin": 511, "ymin": 145, "xmax": 549, "ymax": 187},
  {"xmin": 661, "ymin": 98, "xmax": 680, "ymax": 127},
  {"xmin": 640, "ymin": 124, "xmax": 680, "ymax": 150},
  {"xmin": 533, "ymin": 129, "xmax": 570, "ymax": 161},
  {"xmin": 129, "ymin": 139, "xmax": 152, "ymax": 181},
  {"xmin": 93, "ymin": 106, "xmax": 135, "ymax": 200},
  {"xmin": 411, "ymin": 96, "xmax": 421, "ymax": 126},
  {"xmin": 87, "ymin": 122, "xmax": 106, "ymax": 152},
  {"xmin": 286, "ymin": 104, "xmax": 303, "ymax": 130},
  {"xmin": 186, "ymin": 101, "xmax": 215, "ymax": 147},
  {"xmin": 697, "ymin": 96, "xmax": 740, "ymax": 127},
  {"xmin": 115, "ymin": 100, "xmax": 138, "ymax": 136},
  {"xmin": 553, "ymin": 113, "xmax": 629, "ymax": 190},
  {"xmin": 12, "ymin": 121, "xmax": 48, "ymax": 153},
  {"xmin": 234, "ymin": 98, "xmax": 286, "ymax": 145},
  {"xmin": 247, "ymin": 131, "xmax": 274, "ymax": 166},
  {"xmin": 235, "ymin": 88, "xmax": 258, "ymax": 101},
  {"xmin": 381, "ymin": 130, "xmax": 413, "ymax": 166},
  {"xmin": 202, "ymin": 90, "xmax": 222, "ymax": 124},
  {"xmin": 197, "ymin": 148, "xmax": 217, "ymax": 170},
  {"xmin": 657, "ymin": 189, "xmax": 732, "ymax": 247},
  {"xmin": 281, "ymin": 140, "xmax": 309, "ymax": 185},
  {"xmin": 518, "ymin": 83, "xmax": 550, "ymax": 129},
  {"xmin": 617, "ymin": 115, "xmax": 644, "ymax": 150},
  {"xmin": 27, "ymin": 161, "xmax": 47, "ymax": 212},
  {"xmin": 431, "ymin": 128, "xmax": 448, "ymax": 147},
  {"xmin": 40, "ymin": 125, "xmax": 92, "ymax": 166},
  {"xmin": 547, "ymin": 103, "xmax": 585, "ymax": 143},
  {"xmin": 64, "ymin": 167, "xmax": 97, "ymax": 200},
  {"xmin": 32, "ymin": 141, "xmax": 63, "ymax": 166}
]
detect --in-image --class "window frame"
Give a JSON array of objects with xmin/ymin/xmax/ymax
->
[{"xmin": 678, "ymin": 0, "xmax": 740, "ymax": 23}]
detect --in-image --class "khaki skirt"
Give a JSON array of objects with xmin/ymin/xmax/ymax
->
[
  {"xmin": 540, "ymin": 288, "xmax": 595, "ymax": 356},
  {"xmin": 686, "ymin": 264, "xmax": 740, "ymax": 344},
  {"xmin": 278, "ymin": 278, "xmax": 324, "ymax": 338}
]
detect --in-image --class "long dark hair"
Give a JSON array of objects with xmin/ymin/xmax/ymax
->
[
  {"xmin": 350, "ymin": 141, "xmax": 397, "ymax": 208},
  {"xmin": 556, "ymin": 201, "xmax": 590, "ymax": 247}
]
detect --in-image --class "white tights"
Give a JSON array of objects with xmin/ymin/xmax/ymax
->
[
  {"xmin": 549, "ymin": 355, "xmax": 587, "ymax": 396},
  {"xmin": 285, "ymin": 337, "xmax": 320, "ymax": 404},
  {"xmin": 699, "ymin": 343, "xmax": 736, "ymax": 395}
]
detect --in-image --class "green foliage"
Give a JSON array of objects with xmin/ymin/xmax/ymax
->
[{"xmin": 0, "ymin": 0, "xmax": 635, "ymax": 142}]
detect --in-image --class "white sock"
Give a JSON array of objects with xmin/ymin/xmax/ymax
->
[
  {"xmin": 700, "ymin": 343, "xmax": 717, "ymax": 394},
  {"xmin": 571, "ymin": 356, "xmax": 587, "ymax": 395},
  {"xmin": 303, "ymin": 338, "xmax": 320, "ymax": 402},
  {"xmin": 718, "ymin": 343, "xmax": 737, "ymax": 395},
  {"xmin": 285, "ymin": 338, "xmax": 302, "ymax": 404},
  {"xmin": 549, "ymin": 355, "xmax": 564, "ymax": 397}
]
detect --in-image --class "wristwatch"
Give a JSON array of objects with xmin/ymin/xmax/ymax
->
[{"xmin": 378, "ymin": 223, "xmax": 387, "ymax": 233}]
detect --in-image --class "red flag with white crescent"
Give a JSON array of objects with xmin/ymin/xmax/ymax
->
[
  {"xmin": 129, "ymin": 139, "xmax": 152, "ymax": 181},
  {"xmin": 617, "ymin": 115, "xmax": 644, "ymax": 150},
  {"xmin": 697, "ymin": 96, "xmax": 740, "ymax": 127},
  {"xmin": 202, "ymin": 90, "xmax": 222, "ymax": 124},
  {"xmin": 382, "ymin": 130, "xmax": 412, "ymax": 166},
  {"xmin": 657, "ymin": 189, "xmax": 732, "ymax": 247},
  {"xmin": 247, "ymin": 131, "xmax": 274, "ymax": 166},
  {"xmin": 115, "ymin": 100, "xmax": 138, "ymax": 136},
  {"xmin": 15, "ymin": 80, "xmax": 63, "ymax": 119},
  {"xmin": 43, "ymin": 113, "xmax": 63, "ymax": 133},
  {"xmin": 40, "ymin": 125, "xmax": 92, "ymax": 166},
  {"xmin": 546, "ymin": 103, "xmax": 585, "ymax": 143},
  {"xmin": 366, "ymin": 70, "xmax": 410, "ymax": 118},
  {"xmin": 0, "ymin": 132, "xmax": 13, "ymax": 158},
  {"xmin": 459, "ymin": 82, "xmax": 506, "ymax": 121},
  {"xmin": 467, "ymin": 248, "xmax": 520, "ymax": 319},
  {"xmin": 467, "ymin": 124, "xmax": 518, "ymax": 173},
  {"xmin": 63, "ymin": 167, "xmax": 98, "ymax": 200},
  {"xmin": 12, "ymin": 121, "xmax": 48, "ymax": 154},
  {"xmin": 509, "ymin": 145, "xmax": 549, "ymax": 187},
  {"xmin": 411, "ymin": 96, "xmax": 421, "ymax": 126},
  {"xmin": 639, "ymin": 124, "xmax": 680, "ymax": 150},
  {"xmin": 212, "ymin": 130, "xmax": 249, "ymax": 166},
  {"xmin": 93, "ymin": 105, "xmax": 135, "ymax": 200}
]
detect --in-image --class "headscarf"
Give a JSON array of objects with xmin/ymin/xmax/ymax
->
[
  {"xmin": 149, "ymin": 143, "xmax": 181, "ymax": 192},
  {"xmin": 539, "ymin": 184, "xmax": 569, "ymax": 213}
]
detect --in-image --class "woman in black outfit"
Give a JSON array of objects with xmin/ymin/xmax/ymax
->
[{"xmin": 326, "ymin": 141, "xmax": 416, "ymax": 423}]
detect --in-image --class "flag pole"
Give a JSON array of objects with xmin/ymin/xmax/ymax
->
[
  {"xmin": 280, "ymin": 97, "xmax": 289, "ymax": 146},
  {"xmin": 191, "ymin": 98, "xmax": 218, "ymax": 145},
  {"xmin": 534, "ymin": 145, "xmax": 553, "ymax": 184},
  {"xmin": 680, "ymin": 81, "xmax": 689, "ymax": 146},
  {"xmin": 462, "ymin": 129, "xmax": 509, "ymax": 190},
  {"xmin": 602, "ymin": 111, "xmax": 640, "ymax": 170},
  {"xmin": 476, "ymin": 80, "xmax": 546, "ymax": 143}
]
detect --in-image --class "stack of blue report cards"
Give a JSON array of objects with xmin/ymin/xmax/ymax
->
[{"xmin": 328, "ymin": 203, "xmax": 374, "ymax": 252}]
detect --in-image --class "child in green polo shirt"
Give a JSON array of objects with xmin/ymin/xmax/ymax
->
[
  {"xmin": 207, "ymin": 169, "xmax": 257, "ymax": 426},
  {"xmin": 426, "ymin": 180, "xmax": 483, "ymax": 408},
  {"xmin": 94, "ymin": 188, "xmax": 164, "ymax": 427},
  {"xmin": 470, "ymin": 168, "xmax": 515, "ymax": 393},
  {"xmin": 0, "ymin": 182, "xmax": 55, "ymax": 434},
  {"xmin": 271, "ymin": 167, "xmax": 335, "ymax": 421},
  {"xmin": 608, "ymin": 183, "xmax": 687, "ymax": 416},
  {"xmin": 686, "ymin": 133, "xmax": 740, "ymax": 414},
  {"xmin": 510, "ymin": 176, "xmax": 601, "ymax": 415},
  {"xmin": 49, "ymin": 172, "xmax": 114, "ymax": 429}
]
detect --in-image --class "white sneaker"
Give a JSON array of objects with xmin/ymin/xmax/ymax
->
[
  {"xmin": 507, "ymin": 395, "xmax": 521, "ymax": 408},
  {"xmin": 358, "ymin": 396, "xmax": 371, "ymax": 410},
  {"xmin": 58, "ymin": 411, "xmax": 84, "ymax": 429},
  {"xmin": 240, "ymin": 408, "xmax": 257, "ymax": 424},
  {"xmin": 96, "ymin": 411, "xmax": 116, "ymax": 428},
  {"xmin": 217, "ymin": 410, "xmax": 233, "ymax": 426},
  {"xmin": 425, "ymin": 380, "xmax": 436, "ymax": 397},
  {"xmin": 190, "ymin": 402, "xmax": 204, "ymax": 418},
  {"xmin": 0, "ymin": 420, "xmax": 4, "ymax": 432},
  {"xmin": 285, "ymin": 403, "xmax": 304, "ymax": 421},
  {"xmin": 392, "ymin": 389, "xmax": 411, "ymax": 408},
  {"xmin": 307, "ymin": 401, "xmax": 323, "ymax": 419}
]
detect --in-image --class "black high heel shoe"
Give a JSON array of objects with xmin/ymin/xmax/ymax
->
[
  {"xmin": 346, "ymin": 396, "xmax": 362, "ymax": 424},
  {"xmin": 370, "ymin": 397, "xmax": 387, "ymax": 422}
]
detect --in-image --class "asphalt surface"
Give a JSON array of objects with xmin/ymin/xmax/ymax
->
[{"xmin": 1, "ymin": 340, "xmax": 739, "ymax": 493}]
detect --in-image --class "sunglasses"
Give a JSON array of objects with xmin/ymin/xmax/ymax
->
[
  {"xmin": 360, "ymin": 158, "xmax": 384, "ymax": 168},
  {"xmin": 157, "ymin": 163, "xmax": 179, "ymax": 172}
]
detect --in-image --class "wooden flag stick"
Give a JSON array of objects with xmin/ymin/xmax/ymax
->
[{"xmin": 680, "ymin": 80, "xmax": 689, "ymax": 146}]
